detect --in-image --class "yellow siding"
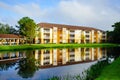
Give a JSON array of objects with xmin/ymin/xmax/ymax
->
[{"xmin": 36, "ymin": 25, "xmax": 106, "ymax": 44}]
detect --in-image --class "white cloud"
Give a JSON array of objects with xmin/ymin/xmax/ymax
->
[
  {"xmin": 13, "ymin": 3, "xmax": 43, "ymax": 17},
  {"xmin": 0, "ymin": 1, "xmax": 47, "ymax": 26},
  {"xmin": 43, "ymin": 0, "xmax": 120, "ymax": 31},
  {"xmin": 0, "ymin": 0, "xmax": 120, "ymax": 31},
  {"xmin": 59, "ymin": 0, "xmax": 119, "ymax": 30},
  {"xmin": 0, "ymin": 2, "xmax": 46, "ymax": 17}
]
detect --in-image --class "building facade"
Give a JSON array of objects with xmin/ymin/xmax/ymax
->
[
  {"xmin": 35, "ymin": 23, "xmax": 107, "ymax": 44},
  {"xmin": 0, "ymin": 34, "xmax": 25, "ymax": 45}
]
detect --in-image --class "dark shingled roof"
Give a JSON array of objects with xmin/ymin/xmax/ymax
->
[
  {"xmin": 0, "ymin": 34, "xmax": 20, "ymax": 38},
  {"xmin": 38, "ymin": 22, "xmax": 104, "ymax": 32}
]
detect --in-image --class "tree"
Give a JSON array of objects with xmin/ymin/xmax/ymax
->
[
  {"xmin": 0, "ymin": 23, "xmax": 17, "ymax": 34},
  {"xmin": 18, "ymin": 17, "xmax": 37, "ymax": 44},
  {"xmin": 106, "ymin": 31, "xmax": 114, "ymax": 43},
  {"xmin": 81, "ymin": 33, "xmax": 85, "ymax": 43},
  {"xmin": 111, "ymin": 22, "xmax": 120, "ymax": 43}
]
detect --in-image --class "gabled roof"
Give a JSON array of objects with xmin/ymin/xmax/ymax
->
[
  {"xmin": 0, "ymin": 34, "xmax": 20, "ymax": 38},
  {"xmin": 38, "ymin": 22, "xmax": 104, "ymax": 32}
]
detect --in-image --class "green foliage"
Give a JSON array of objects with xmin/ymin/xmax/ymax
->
[
  {"xmin": 0, "ymin": 23, "xmax": 17, "ymax": 34},
  {"xmin": 85, "ymin": 60, "xmax": 109, "ymax": 80},
  {"xmin": 106, "ymin": 31, "xmax": 114, "ymax": 43},
  {"xmin": 112, "ymin": 22, "xmax": 120, "ymax": 43},
  {"xmin": 81, "ymin": 33, "xmax": 85, "ymax": 43},
  {"xmin": 18, "ymin": 17, "xmax": 37, "ymax": 43},
  {"xmin": 96, "ymin": 57, "xmax": 120, "ymax": 80},
  {"xmin": 48, "ymin": 75, "xmax": 83, "ymax": 80},
  {"xmin": 108, "ymin": 21, "xmax": 120, "ymax": 43}
]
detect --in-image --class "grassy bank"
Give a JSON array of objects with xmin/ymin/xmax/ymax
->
[
  {"xmin": 96, "ymin": 57, "xmax": 120, "ymax": 80},
  {"xmin": 0, "ymin": 43, "xmax": 118, "ymax": 51}
]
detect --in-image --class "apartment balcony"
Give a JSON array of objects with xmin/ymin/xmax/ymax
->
[
  {"xmin": 102, "ymin": 38, "xmax": 106, "ymax": 40},
  {"xmin": 69, "ymin": 37, "xmax": 74, "ymax": 39},
  {"xmin": 102, "ymin": 32, "xmax": 106, "ymax": 34},
  {"xmin": 44, "ymin": 29, "xmax": 50, "ymax": 33},
  {"xmin": 85, "ymin": 51, "xmax": 90, "ymax": 54},
  {"xmin": 44, "ymin": 35, "xmax": 50, "ymax": 39},
  {"xmin": 69, "ymin": 34, "xmax": 74, "ymax": 39},
  {"xmin": 44, "ymin": 59, "xmax": 50, "ymax": 63},
  {"xmin": 44, "ymin": 31, "xmax": 50, "ymax": 33},
  {"xmin": 102, "ymin": 35, "xmax": 106, "ymax": 38},
  {"xmin": 44, "ymin": 51, "xmax": 50, "ymax": 54},
  {"xmin": 69, "ymin": 52, "xmax": 74, "ymax": 55},
  {"xmin": 69, "ymin": 40, "xmax": 75, "ymax": 43},
  {"xmin": 102, "ymin": 36, "xmax": 106, "ymax": 40},
  {"xmin": 69, "ymin": 57, "xmax": 75, "ymax": 60},
  {"xmin": 102, "ymin": 34, "xmax": 106, "ymax": 36},
  {"xmin": 86, "ymin": 36, "xmax": 90, "ymax": 40},
  {"xmin": 85, "ymin": 33, "xmax": 90, "ymax": 35},
  {"xmin": 69, "ymin": 32, "xmax": 75, "ymax": 34},
  {"xmin": 43, "ymin": 54, "xmax": 50, "ymax": 57}
]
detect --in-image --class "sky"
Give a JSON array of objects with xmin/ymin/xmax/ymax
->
[{"xmin": 0, "ymin": 0, "xmax": 120, "ymax": 31}]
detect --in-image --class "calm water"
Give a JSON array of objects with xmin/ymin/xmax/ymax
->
[{"xmin": 0, "ymin": 47, "xmax": 119, "ymax": 80}]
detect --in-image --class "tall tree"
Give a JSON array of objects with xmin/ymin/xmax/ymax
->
[
  {"xmin": 106, "ymin": 31, "xmax": 114, "ymax": 43},
  {"xmin": 18, "ymin": 17, "xmax": 37, "ymax": 44},
  {"xmin": 0, "ymin": 23, "xmax": 17, "ymax": 34},
  {"xmin": 112, "ymin": 22, "xmax": 120, "ymax": 43}
]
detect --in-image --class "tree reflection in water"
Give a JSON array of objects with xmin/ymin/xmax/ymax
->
[
  {"xmin": 0, "ymin": 62, "xmax": 16, "ymax": 71},
  {"xmin": 16, "ymin": 50, "xmax": 39, "ymax": 78}
]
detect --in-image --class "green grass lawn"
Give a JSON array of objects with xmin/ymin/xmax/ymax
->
[
  {"xmin": 96, "ymin": 57, "xmax": 120, "ymax": 80},
  {"xmin": 0, "ymin": 43, "xmax": 118, "ymax": 51}
]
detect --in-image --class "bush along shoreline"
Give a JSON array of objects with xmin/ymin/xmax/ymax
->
[{"xmin": 48, "ymin": 59, "xmax": 109, "ymax": 80}]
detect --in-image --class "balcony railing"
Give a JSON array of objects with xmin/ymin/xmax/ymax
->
[
  {"xmin": 69, "ymin": 37, "xmax": 74, "ymax": 39},
  {"xmin": 69, "ymin": 32, "xmax": 75, "ymax": 34},
  {"xmin": 44, "ymin": 36, "xmax": 50, "ymax": 39},
  {"xmin": 86, "ymin": 37, "xmax": 90, "ymax": 40},
  {"xmin": 44, "ymin": 30, "xmax": 50, "ymax": 33},
  {"xmin": 85, "ymin": 33, "xmax": 90, "ymax": 35},
  {"xmin": 44, "ymin": 29, "xmax": 50, "ymax": 33},
  {"xmin": 69, "ymin": 52, "xmax": 74, "ymax": 55},
  {"xmin": 43, "ymin": 54, "xmax": 50, "ymax": 57}
]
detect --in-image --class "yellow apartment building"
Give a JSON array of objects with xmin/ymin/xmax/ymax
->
[{"xmin": 35, "ymin": 23, "xmax": 107, "ymax": 44}]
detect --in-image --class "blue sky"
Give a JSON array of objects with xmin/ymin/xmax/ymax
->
[{"xmin": 0, "ymin": 0, "xmax": 120, "ymax": 31}]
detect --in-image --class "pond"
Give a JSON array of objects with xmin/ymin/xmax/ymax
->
[{"xmin": 0, "ymin": 47, "xmax": 119, "ymax": 80}]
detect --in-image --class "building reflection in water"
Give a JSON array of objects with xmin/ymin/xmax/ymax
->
[
  {"xmin": 34, "ymin": 48, "xmax": 107, "ymax": 68},
  {"xmin": 0, "ymin": 48, "xmax": 107, "ymax": 68},
  {"xmin": 0, "ymin": 51, "xmax": 26, "ymax": 61}
]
